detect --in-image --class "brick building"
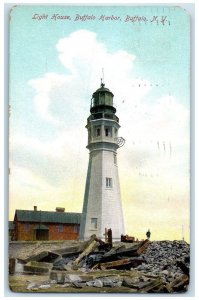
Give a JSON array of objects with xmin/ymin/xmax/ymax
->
[{"xmin": 13, "ymin": 207, "xmax": 81, "ymax": 241}]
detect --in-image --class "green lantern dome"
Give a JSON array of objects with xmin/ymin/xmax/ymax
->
[{"xmin": 90, "ymin": 82, "xmax": 116, "ymax": 114}]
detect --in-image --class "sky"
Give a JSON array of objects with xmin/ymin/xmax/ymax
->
[{"xmin": 9, "ymin": 5, "xmax": 190, "ymax": 241}]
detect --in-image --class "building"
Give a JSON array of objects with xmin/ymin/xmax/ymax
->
[
  {"xmin": 9, "ymin": 221, "xmax": 15, "ymax": 241},
  {"xmin": 79, "ymin": 82, "xmax": 125, "ymax": 241},
  {"xmin": 13, "ymin": 206, "xmax": 81, "ymax": 241}
]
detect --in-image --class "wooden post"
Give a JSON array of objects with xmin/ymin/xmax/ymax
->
[
  {"xmin": 9, "ymin": 258, "xmax": 16, "ymax": 274},
  {"xmin": 73, "ymin": 235, "xmax": 99, "ymax": 267},
  {"xmin": 107, "ymin": 228, "xmax": 112, "ymax": 247},
  {"xmin": 104, "ymin": 228, "xmax": 108, "ymax": 242}
]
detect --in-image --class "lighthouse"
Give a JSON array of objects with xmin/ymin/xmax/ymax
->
[{"xmin": 79, "ymin": 81, "xmax": 125, "ymax": 241}]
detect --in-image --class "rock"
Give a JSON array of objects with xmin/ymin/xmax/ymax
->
[
  {"xmin": 115, "ymin": 281, "xmax": 123, "ymax": 287},
  {"xmin": 100, "ymin": 277, "xmax": 122, "ymax": 287},
  {"xmin": 61, "ymin": 283, "xmax": 70, "ymax": 287},
  {"xmin": 86, "ymin": 281, "xmax": 94, "ymax": 287},
  {"xmin": 56, "ymin": 273, "xmax": 66, "ymax": 284},
  {"xmin": 50, "ymin": 270, "xmax": 68, "ymax": 284},
  {"xmin": 38, "ymin": 284, "xmax": 51, "ymax": 289},
  {"xmin": 160, "ymin": 270, "xmax": 169, "ymax": 276},
  {"xmin": 174, "ymin": 272, "xmax": 185, "ymax": 278},
  {"xmin": 102, "ymin": 278, "xmax": 116, "ymax": 287},
  {"xmin": 140, "ymin": 276, "xmax": 150, "ymax": 282},
  {"xmin": 63, "ymin": 262, "xmax": 73, "ymax": 271},
  {"xmin": 50, "ymin": 280, "xmax": 57, "ymax": 284},
  {"xmin": 123, "ymin": 277, "xmax": 141, "ymax": 288},
  {"xmin": 93, "ymin": 279, "xmax": 103, "ymax": 288},
  {"xmin": 86, "ymin": 279, "xmax": 103, "ymax": 288},
  {"xmin": 66, "ymin": 274, "xmax": 82, "ymax": 282},
  {"xmin": 27, "ymin": 282, "xmax": 38, "ymax": 290},
  {"xmin": 72, "ymin": 282, "xmax": 84, "ymax": 288}
]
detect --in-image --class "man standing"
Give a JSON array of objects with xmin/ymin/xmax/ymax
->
[{"xmin": 146, "ymin": 229, "xmax": 151, "ymax": 240}]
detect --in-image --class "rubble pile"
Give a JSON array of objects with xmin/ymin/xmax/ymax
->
[
  {"xmin": 136, "ymin": 240, "xmax": 190, "ymax": 283},
  {"xmin": 9, "ymin": 236, "xmax": 190, "ymax": 293}
]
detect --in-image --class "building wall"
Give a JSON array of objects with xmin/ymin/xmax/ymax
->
[
  {"xmin": 101, "ymin": 149, "xmax": 125, "ymax": 239},
  {"xmin": 48, "ymin": 224, "xmax": 79, "ymax": 240},
  {"xmin": 16, "ymin": 222, "xmax": 36, "ymax": 241},
  {"xmin": 9, "ymin": 229, "xmax": 15, "ymax": 241},
  {"xmin": 15, "ymin": 222, "xmax": 80, "ymax": 241}
]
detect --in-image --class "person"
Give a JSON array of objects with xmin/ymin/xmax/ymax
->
[{"xmin": 146, "ymin": 229, "xmax": 151, "ymax": 239}]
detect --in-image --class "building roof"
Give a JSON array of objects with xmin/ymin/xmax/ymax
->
[
  {"xmin": 94, "ymin": 84, "xmax": 114, "ymax": 96},
  {"xmin": 15, "ymin": 210, "xmax": 81, "ymax": 224}
]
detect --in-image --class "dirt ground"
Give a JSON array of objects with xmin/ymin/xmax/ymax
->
[{"xmin": 9, "ymin": 270, "xmax": 140, "ymax": 293}]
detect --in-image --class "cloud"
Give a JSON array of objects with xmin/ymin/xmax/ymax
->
[
  {"xmin": 28, "ymin": 73, "xmax": 69, "ymax": 126},
  {"xmin": 28, "ymin": 30, "xmax": 150, "ymax": 128},
  {"xmin": 10, "ymin": 128, "xmax": 88, "ymax": 185}
]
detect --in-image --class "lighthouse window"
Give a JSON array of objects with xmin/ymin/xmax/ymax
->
[
  {"xmin": 105, "ymin": 126, "xmax": 112, "ymax": 137},
  {"xmin": 91, "ymin": 218, "xmax": 97, "ymax": 229},
  {"xmin": 99, "ymin": 93, "xmax": 105, "ymax": 105},
  {"xmin": 96, "ymin": 127, "xmax": 101, "ymax": 137},
  {"xmin": 88, "ymin": 129, "xmax": 91, "ymax": 142},
  {"xmin": 106, "ymin": 177, "xmax": 112, "ymax": 188},
  {"xmin": 114, "ymin": 154, "xmax": 117, "ymax": 164}
]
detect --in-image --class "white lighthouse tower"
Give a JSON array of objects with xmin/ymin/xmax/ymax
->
[{"xmin": 79, "ymin": 81, "xmax": 125, "ymax": 241}]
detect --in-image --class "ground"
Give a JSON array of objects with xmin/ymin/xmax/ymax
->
[{"xmin": 9, "ymin": 270, "xmax": 140, "ymax": 293}]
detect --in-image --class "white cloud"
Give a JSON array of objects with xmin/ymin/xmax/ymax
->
[
  {"xmin": 29, "ymin": 30, "xmax": 149, "ymax": 128},
  {"xmin": 28, "ymin": 73, "xmax": 69, "ymax": 125}
]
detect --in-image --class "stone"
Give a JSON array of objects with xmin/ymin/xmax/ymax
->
[
  {"xmin": 61, "ymin": 283, "xmax": 70, "ymax": 287},
  {"xmin": 38, "ymin": 284, "xmax": 51, "ymax": 289},
  {"xmin": 50, "ymin": 280, "xmax": 57, "ymax": 284},
  {"xmin": 66, "ymin": 274, "xmax": 82, "ymax": 282},
  {"xmin": 72, "ymin": 282, "xmax": 84, "ymax": 288},
  {"xmin": 50, "ymin": 270, "xmax": 67, "ymax": 284},
  {"xmin": 27, "ymin": 282, "xmax": 37, "ymax": 290},
  {"xmin": 123, "ymin": 277, "xmax": 141, "ymax": 289},
  {"xmin": 160, "ymin": 270, "xmax": 169, "ymax": 276},
  {"xmin": 86, "ymin": 279, "xmax": 103, "ymax": 288},
  {"xmin": 115, "ymin": 281, "xmax": 123, "ymax": 287},
  {"xmin": 93, "ymin": 279, "xmax": 103, "ymax": 288},
  {"xmin": 101, "ymin": 278, "xmax": 116, "ymax": 287},
  {"xmin": 56, "ymin": 273, "xmax": 65, "ymax": 284}
]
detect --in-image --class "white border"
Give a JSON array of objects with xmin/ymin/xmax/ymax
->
[{"xmin": 1, "ymin": 1, "xmax": 197, "ymax": 299}]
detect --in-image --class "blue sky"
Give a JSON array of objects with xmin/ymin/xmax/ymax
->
[{"xmin": 9, "ymin": 5, "xmax": 190, "ymax": 241}]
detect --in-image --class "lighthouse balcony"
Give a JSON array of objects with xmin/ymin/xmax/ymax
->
[
  {"xmin": 87, "ymin": 113, "xmax": 119, "ymax": 123},
  {"xmin": 90, "ymin": 104, "xmax": 117, "ymax": 114}
]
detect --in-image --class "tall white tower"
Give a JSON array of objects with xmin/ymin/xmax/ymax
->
[{"xmin": 79, "ymin": 82, "xmax": 125, "ymax": 241}]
